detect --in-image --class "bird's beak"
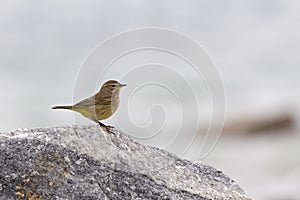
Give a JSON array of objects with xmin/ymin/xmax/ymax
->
[{"xmin": 120, "ymin": 84, "xmax": 127, "ymax": 87}]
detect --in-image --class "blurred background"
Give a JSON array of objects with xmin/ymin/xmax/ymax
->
[{"xmin": 1, "ymin": 1, "xmax": 300, "ymax": 199}]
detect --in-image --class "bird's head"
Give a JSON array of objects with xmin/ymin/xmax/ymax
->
[{"xmin": 100, "ymin": 80, "xmax": 126, "ymax": 95}]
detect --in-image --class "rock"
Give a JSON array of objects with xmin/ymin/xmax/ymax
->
[{"xmin": 0, "ymin": 125, "xmax": 252, "ymax": 200}]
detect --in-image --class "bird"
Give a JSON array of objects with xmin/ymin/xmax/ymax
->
[{"xmin": 52, "ymin": 80, "xmax": 126, "ymax": 132}]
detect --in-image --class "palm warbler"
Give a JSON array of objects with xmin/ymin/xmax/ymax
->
[{"xmin": 52, "ymin": 80, "xmax": 126, "ymax": 132}]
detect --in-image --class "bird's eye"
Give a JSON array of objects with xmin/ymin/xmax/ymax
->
[{"xmin": 111, "ymin": 85, "xmax": 116, "ymax": 88}]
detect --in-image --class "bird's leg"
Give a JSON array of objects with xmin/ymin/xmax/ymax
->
[
  {"xmin": 92, "ymin": 118, "xmax": 114, "ymax": 134},
  {"xmin": 97, "ymin": 121, "xmax": 107, "ymax": 127}
]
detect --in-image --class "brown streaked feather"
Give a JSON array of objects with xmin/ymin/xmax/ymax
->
[{"xmin": 74, "ymin": 96, "xmax": 111, "ymax": 107}]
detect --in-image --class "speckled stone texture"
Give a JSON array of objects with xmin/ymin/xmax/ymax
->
[{"xmin": 0, "ymin": 125, "xmax": 252, "ymax": 200}]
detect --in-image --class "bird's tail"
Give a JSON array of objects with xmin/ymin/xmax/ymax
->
[{"xmin": 52, "ymin": 105, "xmax": 73, "ymax": 110}]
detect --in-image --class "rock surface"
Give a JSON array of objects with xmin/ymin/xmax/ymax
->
[{"xmin": 0, "ymin": 125, "xmax": 252, "ymax": 200}]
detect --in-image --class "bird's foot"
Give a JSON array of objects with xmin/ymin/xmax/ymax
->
[
  {"xmin": 92, "ymin": 118, "xmax": 115, "ymax": 134},
  {"xmin": 96, "ymin": 121, "xmax": 115, "ymax": 134},
  {"xmin": 104, "ymin": 125, "xmax": 115, "ymax": 134}
]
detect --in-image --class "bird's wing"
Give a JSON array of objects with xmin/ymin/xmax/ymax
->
[{"xmin": 74, "ymin": 96, "xmax": 111, "ymax": 107}]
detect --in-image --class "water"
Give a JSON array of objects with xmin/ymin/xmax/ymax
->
[{"xmin": 1, "ymin": 1, "xmax": 300, "ymax": 199}]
